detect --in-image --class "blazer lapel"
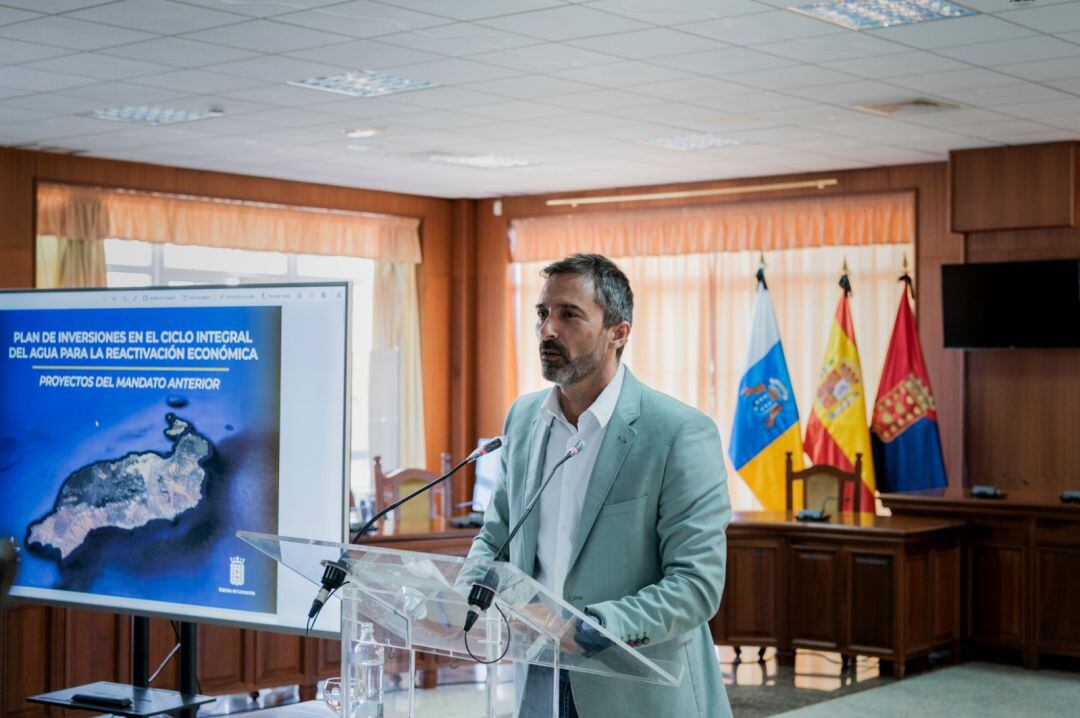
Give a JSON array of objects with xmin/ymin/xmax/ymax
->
[
  {"xmin": 566, "ymin": 370, "xmax": 642, "ymax": 575},
  {"xmin": 516, "ymin": 415, "xmax": 551, "ymax": 572}
]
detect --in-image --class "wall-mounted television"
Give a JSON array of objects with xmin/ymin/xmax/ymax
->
[
  {"xmin": 942, "ymin": 259, "xmax": 1080, "ymax": 349},
  {"xmin": 0, "ymin": 283, "xmax": 350, "ymax": 636}
]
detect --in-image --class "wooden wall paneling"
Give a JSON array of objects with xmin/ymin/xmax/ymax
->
[
  {"xmin": 723, "ymin": 540, "xmax": 781, "ymax": 646},
  {"xmin": 252, "ymin": 631, "xmax": 311, "ymax": 689},
  {"xmin": 0, "ymin": 150, "xmax": 35, "ymax": 288},
  {"xmin": 968, "ymin": 543, "xmax": 1025, "ymax": 649},
  {"xmin": 449, "ymin": 199, "xmax": 477, "ymax": 505},
  {"xmin": 932, "ymin": 545, "xmax": 962, "ymax": 645},
  {"xmin": 961, "ymin": 227, "xmax": 1080, "ymax": 494},
  {"xmin": 951, "ymin": 143, "xmax": 1078, "ymax": 232},
  {"xmin": 315, "ymin": 637, "xmax": 341, "ymax": 680},
  {"xmin": 789, "ymin": 545, "xmax": 841, "ymax": 649},
  {"xmin": 905, "ymin": 550, "xmax": 930, "ymax": 652},
  {"xmin": 0, "ymin": 606, "xmax": 57, "ymax": 718},
  {"xmin": 1035, "ymin": 547, "xmax": 1080, "ymax": 654},
  {"xmin": 846, "ymin": 550, "xmax": 894, "ymax": 655},
  {"xmin": 146, "ymin": 618, "xmax": 179, "ymax": 690},
  {"xmin": 57, "ymin": 609, "xmax": 126, "ymax": 718},
  {"xmin": 473, "ymin": 199, "xmax": 513, "ymax": 438},
  {"xmin": 197, "ymin": 624, "xmax": 251, "ymax": 695}
]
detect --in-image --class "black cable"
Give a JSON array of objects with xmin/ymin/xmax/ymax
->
[
  {"xmin": 306, "ymin": 585, "xmax": 342, "ymax": 636},
  {"xmin": 463, "ymin": 603, "xmax": 511, "ymax": 665}
]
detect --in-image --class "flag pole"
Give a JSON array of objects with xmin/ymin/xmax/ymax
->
[
  {"xmin": 899, "ymin": 253, "xmax": 915, "ymax": 298},
  {"xmin": 756, "ymin": 252, "xmax": 768, "ymax": 289},
  {"xmin": 839, "ymin": 257, "xmax": 852, "ymax": 297}
]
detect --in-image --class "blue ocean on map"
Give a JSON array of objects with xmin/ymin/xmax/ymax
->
[{"xmin": 0, "ymin": 305, "xmax": 281, "ymax": 614}]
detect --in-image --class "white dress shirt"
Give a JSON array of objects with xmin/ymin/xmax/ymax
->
[{"xmin": 533, "ymin": 363, "xmax": 626, "ymax": 598}]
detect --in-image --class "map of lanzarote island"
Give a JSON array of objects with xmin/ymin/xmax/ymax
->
[{"xmin": 26, "ymin": 413, "xmax": 213, "ymax": 561}]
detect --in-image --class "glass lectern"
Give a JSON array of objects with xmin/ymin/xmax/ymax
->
[{"xmin": 239, "ymin": 531, "xmax": 682, "ymax": 718}]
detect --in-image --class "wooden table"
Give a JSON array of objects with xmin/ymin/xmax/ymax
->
[
  {"xmin": 710, "ymin": 511, "xmax": 965, "ymax": 678},
  {"xmin": 882, "ymin": 488, "xmax": 1080, "ymax": 669}
]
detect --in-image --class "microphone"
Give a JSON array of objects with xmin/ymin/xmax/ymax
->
[
  {"xmin": 306, "ymin": 437, "xmax": 506, "ymax": 630},
  {"xmin": 463, "ymin": 440, "xmax": 583, "ymax": 633}
]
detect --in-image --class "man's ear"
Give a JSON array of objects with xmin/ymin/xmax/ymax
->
[{"xmin": 610, "ymin": 321, "xmax": 631, "ymax": 351}]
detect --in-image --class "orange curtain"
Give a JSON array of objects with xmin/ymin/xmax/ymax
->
[
  {"xmin": 510, "ymin": 192, "xmax": 913, "ymax": 262},
  {"xmin": 37, "ymin": 183, "xmax": 421, "ymax": 263}
]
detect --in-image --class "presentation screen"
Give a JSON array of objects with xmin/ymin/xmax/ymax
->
[{"xmin": 0, "ymin": 283, "xmax": 349, "ymax": 636}]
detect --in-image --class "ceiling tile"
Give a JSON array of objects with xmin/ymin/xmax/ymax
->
[
  {"xmin": 818, "ymin": 51, "xmax": 968, "ymax": 80},
  {"xmin": 999, "ymin": 1, "xmax": 1080, "ymax": 33},
  {"xmin": 0, "ymin": 38, "xmax": 75, "ymax": 64},
  {"xmin": 694, "ymin": 90, "xmax": 816, "ymax": 113},
  {"xmin": 1044, "ymin": 76, "xmax": 1080, "ymax": 94},
  {"xmin": 388, "ymin": 58, "xmax": 521, "ymax": 85},
  {"xmin": 0, "ymin": 106, "xmax": 51, "ymax": 125},
  {"xmin": 286, "ymin": 39, "xmax": 441, "ymax": 69},
  {"xmin": 732, "ymin": 64, "xmax": 857, "ymax": 91},
  {"xmin": 0, "ymin": 16, "xmax": 156, "ymax": 51},
  {"xmin": 132, "ymin": 69, "xmax": 265, "ymax": 94},
  {"xmin": 2, "ymin": 92, "xmax": 105, "ymax": 114},
  {"xmin": 633, "ymin": 76, "xmax": 748, "ymax": 101},
  {"xmin": 5, "ymin": 114, "xmax": 127, "ymax": 140},
  {"xmin": 585, "ymin": 0, "xmax": 765, "ymax": 25},
  {"xmin": 387, "ymin": 86, "xmax": 506, "ymax": 109},
  {"xmin": 552, "ymin": 61, "xmax": 692, "ymax": 88},
  {"xmin": 478, "ymin": 6, "xmax": 649, "ymax": 41},
  {"xmin": 755, "ymin": 33, "xmax": 906, "ymax": 63},
  {"xmin": 182, "ymin": 20, "xmax": 351, "ymax": 53},
  {"xmin": 172, "ymin": 0, "xmax": 351, "ymax": 19},
  {"xmin": 468, "ymin": 44, "xmax": 616, "ymax": 73},
  {"xmin": 0, "ymin": 66, "xmax": 95, "ymax": 92},
  {"xmin": 462, "ymin": 74, "xmax": 594, "ymax": 99},
  {"xmin": 301, "ymin": 95, "xmax": 429, "ymax": 119},
  {"xmin": 568, "ymin": 28, "xmax": 721, "ymax": 59},
  {"xmin": 22, "ymin": 53, "xmax": 172, "ymax": 81},
  {"xmin": 677, "ymin": 10, "xmax": 841, "ymax": 45},
  {"xmin": 936, "ymin": 82, "xmax": 1075, "ymax": 107},
  {"xmin": 655, "ymin": 46, "xmax": 796, "ymax": 74},
  {"xmin": 867, "ymin": 15, "xmax": 1036, "ymax": 49},
  {"xmin": 272, "ymin": 1, "xmax": 448, "ymax": 37},
  {"xmin": 235, "ymin": 106, "xmax": 367, "ymax": 128},
  {"xmin": 212, "ymin": 56, "xmax": 350, "ymax": 83},
  {"xmin": 102, "ymin": 37, "xmax": 258, "ymax": 68},
  {"xmin": 0, "ymin": 0, "xmax": 114, "ymax": 10},
  {"xmin": 370, "ymin": 0, "xmax": 562, "ymax": 21},
  {"xmin": 898, "ymin": 108, "xmax": 1014, "ymax": 128},
  {"xmin": 995, "ymin": 56, "xmax": 1080, "ymax": 81},
  {"xmin": 887, "ymin": 67, "xmax": 1018, "ymax": 94},
  {"xmin": 220, "ymin": 83, "xmax": 344, "ymax": 107},
  {"xmin": 69, "ymin": 0, "xmax": 245, "ymax": 35},
  {"xmin": 458, "ymin": 99, "xmax": 566, "ymax": 121},
  {"xmin": 61, "ymin": 80, "xmax": 191, "ymax": 105},
  {"xmin": 544, "ymin": 88, "xmax": 658, "ymax": 112},
  {"xmin": 937, "ymin": 36, "xmax": 1080, "ymax": 66},
  {"xmin": 0, "ymin": 6, "xmax": 42, "ymax": 25},
  {"xmin": 379, "ymin": 23, "xmax": 536, "ymax": 56}
]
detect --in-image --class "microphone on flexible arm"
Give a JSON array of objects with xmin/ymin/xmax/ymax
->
[
  {"xmin": 463, "ymin": 440, "xmax": 584, "ymax": 633},
  {"xmin": 306, "ymin": 436, "xmax": 506, "ymax": 631}
]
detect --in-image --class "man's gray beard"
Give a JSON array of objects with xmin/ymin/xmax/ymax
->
[{"xmin": 540, "ymin": 341, "xmax": 604, "ymax": 386}]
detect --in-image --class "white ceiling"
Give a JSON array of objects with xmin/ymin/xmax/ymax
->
[{"xmin": 2, "ymin": 0, "xmax": 1080, "ymax": 198}]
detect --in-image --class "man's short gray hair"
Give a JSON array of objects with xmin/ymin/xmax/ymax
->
[{"xmin": 541, "ymin": 254, "xmax": 633, "ymax": 357}]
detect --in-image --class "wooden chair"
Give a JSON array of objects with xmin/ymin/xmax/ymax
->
[
  {"xmin": 785, "ymin": 451, "xmax": 865, "ymax": 515},
  {"xmin": 372, "ymin": 452, "xmax": 453, "ymax": 526}
]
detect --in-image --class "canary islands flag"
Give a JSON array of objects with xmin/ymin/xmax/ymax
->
[
  {"xmin": 871, "ymin": 277, "xmax": 947, "ymax": 492},
  {"xmin": 730, "ymin": 268, "xmax": 804, "ymax": 510},
  {"xmin": 805, "ymin": 271, "xmax": 876, "ymax": 509}
]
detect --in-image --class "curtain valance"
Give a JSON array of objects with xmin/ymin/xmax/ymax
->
[
  {"xmin": 510, "ymin": 191, "xmax": 914, "ymax": 263},
  {"xmin": 37, "ymin": 183, "xmax": 422, "ymax": 263}
]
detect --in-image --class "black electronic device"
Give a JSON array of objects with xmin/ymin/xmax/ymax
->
[
  {"xmin": 29, "ymin": 681, "xmax": 213, "ymax": 718},
  {"xmin": 1061, "ymin": 490, "xmax": 1080, "ymax": 504},
  {"xmin": 971, "ymin": 485, "xmax": 1005, "ymax": 499},
  {"xmin": 942, "ymin": 259, "xmax": 1080, "ymax": 349},
  {"xmin": 71, "ymin": 692, "xmax": 134, "ymax": 709},
  {"xmin": 795, "ymin": 508, "xmax": 830, "ymax": 522},
  {"xmin": 449, "ymin": 512, "xmax": 486, "ymax": 528}
]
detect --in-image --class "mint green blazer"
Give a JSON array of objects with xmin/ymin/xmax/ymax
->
[{"xmin": 468, "ymin": 369, "xmax": 732, "ymax": 718}]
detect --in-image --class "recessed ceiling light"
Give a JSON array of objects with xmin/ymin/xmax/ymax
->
[
  {"xmin": 86, "ymin": 105, "xmax": 224, "ymax": 125},
  {"xmin": 642, "ymin": 133, "xmax": 749, "ymax": 151},
  {"xmin": 344, "ymin": 127, "xmax": 382, "ymax": 138},
  {"xmin": 288, "ymin": 70, "xmax": 437, "ymax": 98},
  {"xmin": 789, "ymin": 0, "xmax": 976, "ymax": 31},
  {"xmin": 428, "ymin": 154, "xmax": 530, "ymax": 169}
]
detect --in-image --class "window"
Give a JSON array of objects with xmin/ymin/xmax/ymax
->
[{"xmin": 104, "ymin": 239, "xmax": 378, "ymax": 501}]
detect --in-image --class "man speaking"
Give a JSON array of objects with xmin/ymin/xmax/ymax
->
[{"xmin": 466, "ymin": 254, "xmax": 732, "ymax": 717}]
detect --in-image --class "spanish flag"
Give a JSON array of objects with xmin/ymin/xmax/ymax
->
[
  {"xmin": 805, "ymin": 270, "xmax": 876, "ymax": 509},
  {"xmin": 730, "ymin": 265, "xmax": 804, "ymax": 509}
]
